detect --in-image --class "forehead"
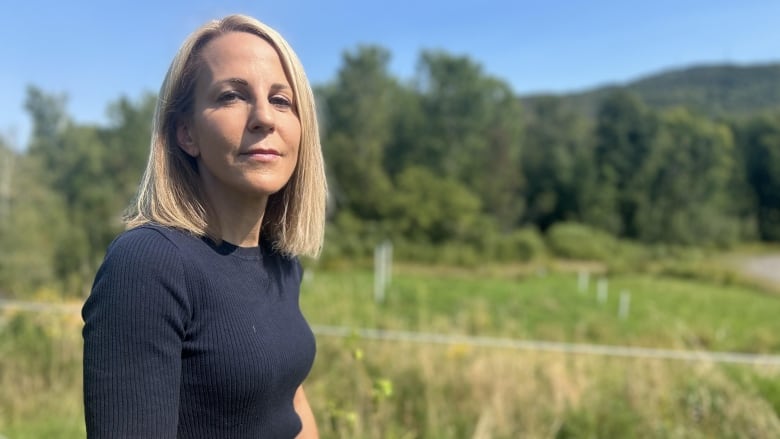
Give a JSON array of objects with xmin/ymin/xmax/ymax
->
[{"xmin": 198, "ymin": 31, "xmax": 287, "ymax": 80}]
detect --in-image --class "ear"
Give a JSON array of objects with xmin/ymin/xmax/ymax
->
[{"xmin": 177, "ymin": 121, "xmax": 199, "ymax": 157}]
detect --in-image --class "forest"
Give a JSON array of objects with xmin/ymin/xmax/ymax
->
[
  {"xmin": 1, "ymin": 46, "xmax": 779, "ymax": 298},
  {"xmin": 3, "ymin": 46, "xmax": 780, "ymax": 439}
]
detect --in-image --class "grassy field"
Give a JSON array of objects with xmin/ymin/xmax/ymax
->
[
  {"xmin": 1, "ymin": 264, "xmax": 779, "ymax": 438},
  {"xmin": 299, "ymin": 266, "xmax": 780, "ymax": 438},
  {"xmin": 301, "ymin": 267, "xmax": 780, "ymax": 353}
]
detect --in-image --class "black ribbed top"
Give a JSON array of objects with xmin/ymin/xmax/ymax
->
[{"xmin": 82, "ymin": 224, "xmax": 316, "ymax": 438}]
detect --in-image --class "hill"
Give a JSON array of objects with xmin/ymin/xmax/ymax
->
[{"xmin": 522, "ymin": 63, "xmax": 780, "ymax": 118}]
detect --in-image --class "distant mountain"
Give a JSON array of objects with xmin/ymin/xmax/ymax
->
[{"xmin": 521, "ymin": 63, "xmax": 780, "ymax": 118}]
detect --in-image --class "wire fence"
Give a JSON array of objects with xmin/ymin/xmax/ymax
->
[
  {"xmin": 312, "ymin": 325, "xmax": 780, "ymax": 366},
  {"xmin": 3, "ymin": 299, "xmax": 780, "ymax": 366}
]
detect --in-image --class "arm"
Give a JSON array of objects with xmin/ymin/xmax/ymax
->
[
  {"xmin": 295, "ymin": 385, "xmax": 319, "ymax": 439},
  {"xmin": 82, "ymin": 230, "xmax": 188, "ymax": 438}
]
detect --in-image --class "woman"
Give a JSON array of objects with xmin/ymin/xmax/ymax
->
[{"xmin": 82, "ymin": 14, "xmax": 326, "ymax": 438}]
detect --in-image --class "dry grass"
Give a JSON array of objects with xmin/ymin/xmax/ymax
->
[
  {"xmin": 0, "ymin": 308, "xmax": 84, "ymax": 437},
  {"xmin": 1, "ymin": 314, "xmax": 779, "ymax": 438},
  {"xmin": 308, "ymin": 337, "xmax": 780, "ymax": 439},
  {"xmin": 3, "ymin": 263, "xmax": 780, "ymax": 438}
]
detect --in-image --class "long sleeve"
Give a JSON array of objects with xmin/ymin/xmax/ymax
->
[
  {"xmin": 82, "ymin": 228, "xmax": 191, "ymax": 438},
  {"xmin": 84, "ymin": 225, "xmax": 315, "ymax": 438}
]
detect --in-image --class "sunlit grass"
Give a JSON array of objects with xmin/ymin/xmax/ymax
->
[
  {"xmin": 0, "ymin": 310, "xmax": 84, "ymax": 438},
  {"xmin": 307, "ymin": 338, "xmax": 780, "ymax": 439},
  {"xmin": 300, "ymin": 268, "xmax": 780, "ymax": 353},
  {"xmin": 2, "ymin": 265, "xmax": 780, "ymax": 438}
]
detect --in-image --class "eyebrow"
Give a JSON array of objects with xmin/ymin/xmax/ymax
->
[
  {"xmin": 215, "ymin": 78, "xmax": 292, "ymax": 93},
  {"xmin": 219, "ymin": 78, "xmax": 249, "ymax": 87}
]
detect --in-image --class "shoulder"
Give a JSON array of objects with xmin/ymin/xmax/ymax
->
[
  {"xmin": 86, "ymin": 226, "xmax": 193, "ymax": 328},
  {"xmin": 107, "ymin": 224, "xmax": 197, "ymax": 256},
  {"xmin": 264, "ymin": 240, "xmax": 304, "ymax": 282},
  {"xmin": 99, "ymin": 224, "xmax": 198, "ymax": 274},
  {"xmin": 111, "ymin": 223, "xmax": 192, "ymax": 249}
]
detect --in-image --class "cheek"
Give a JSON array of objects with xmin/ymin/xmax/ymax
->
[{"xmin": 194, "ymin": 113, "xmax": 243, "ymax": 149}]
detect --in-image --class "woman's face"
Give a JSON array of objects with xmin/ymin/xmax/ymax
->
[{"xmin": 178, "ymin": 31, "xmax": 301, "ymax": 206}]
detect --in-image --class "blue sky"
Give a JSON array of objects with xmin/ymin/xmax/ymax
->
[{"xmin": 2, "ymin": 0, "xmax": 779, "ymax": 149}]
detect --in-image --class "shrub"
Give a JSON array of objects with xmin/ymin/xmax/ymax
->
[
  {"xmin": 546, "ymin": 222, "xmax": 618, "ymax": 261},
  {"xmin": 494, "ymin": 227, "xmax": 547, "ymax": 262}
]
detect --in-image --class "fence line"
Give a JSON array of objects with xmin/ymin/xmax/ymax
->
[
  {"xmin": 0, "ymin": 299, "xmax": 81, "ymax": 313},
  {"xmin": 2, "ymin": 300, "xmax": 779, "ymax": 366},
  {"xmin": 311, "ymin": 325, "xmax": 780, "ymax": 366}
]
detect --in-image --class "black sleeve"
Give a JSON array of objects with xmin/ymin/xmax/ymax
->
[{"xmin": 82, "ymin": 228, "xmax": 191, "ymax": 438}]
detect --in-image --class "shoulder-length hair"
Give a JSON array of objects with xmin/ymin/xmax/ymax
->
[{"xmin": 125, "ymin": 14, "xmax": 327, "ymax": 257}]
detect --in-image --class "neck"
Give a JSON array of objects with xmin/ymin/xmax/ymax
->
[{"xmin": 204, "ymin": 191, "xmax": 268, "ymax": 248}]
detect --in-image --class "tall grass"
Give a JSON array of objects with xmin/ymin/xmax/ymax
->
[
  {"xmin": 0, "ymin": 309, "xmax": 84, "ymax": 438},
  {"xmin": 299, "ymin": 267, "xmax": 780, "ymax": 438},
  {"xmin": 2, "ymin": 265, "xmax": 779, "ymax": 438},
  {"xmin": 307, "ymin": 338, "xmax": 780, "ymax": 438}
]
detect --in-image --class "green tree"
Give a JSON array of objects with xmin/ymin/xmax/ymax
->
[
  {"xmin": 387, "ymin": 166, "xmax": 482, "ymax": 245},
  {"xmin": 23, "ymin": 87, "xmax": 154, "ymax": 295},
  {"xmin": 634, "ymin": 108, "xmax": 739, "ymax": 245},
  {"xmin": 24, "ymin": 85, "xmax": 70, "ymax": 183},
  {"xmin": 103, "ymin": 93, "xmax": 157, "ymax": 206},
  {"xmin": 411, "ymin": 51, "xmax": 525, "ymax": 229},
  {"xmin": 585, "ymin": 90, "xmax": 657, "ymax": 237},
  {"xmin": 0, "ymin": 140, "xmax": 72, "ymax": 297},
  {"xmin": 736, "ymin": 114, "xmax": 780, "ymax": 241},
  {"xmin": 318, "ymin": 46, "xmax": 396, "ymax": 220},
  {"xmin": 522, "ymin": 96, "xmax": 591, "ymax": 230}
]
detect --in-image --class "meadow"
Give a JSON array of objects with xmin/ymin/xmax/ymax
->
[{"xmin": 1, "ymin": 262, "xmax": 780, "ymax": 438}]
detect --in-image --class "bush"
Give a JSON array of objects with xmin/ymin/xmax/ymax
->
[
  {"xmin": 493, "ymin": 227, "xmax": 547, "ymax": 262},
  {"xmin": 318, "ymin": 213, "xmax": 392, "ymax": 268},
  {"xmin": 546, "ymin": 222, "xmax": 619, "ymax": 261},
  {"xmin": 392, "ymin": 240, "xmax": 481, "ymax": 267}
]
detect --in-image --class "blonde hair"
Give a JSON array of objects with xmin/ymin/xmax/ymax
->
[{"xmin": 125, "ymin": 14, "xmax": 327, "ymax": 257}]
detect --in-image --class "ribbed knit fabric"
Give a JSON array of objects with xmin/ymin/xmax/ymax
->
[{"xmin": 82, "ymin": 224, "xmax": 316, "ymax": 438}]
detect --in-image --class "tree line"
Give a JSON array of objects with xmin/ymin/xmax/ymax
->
[{"xmin": 1, "ymin": 46, "xmax": 779, "ymax": 297}]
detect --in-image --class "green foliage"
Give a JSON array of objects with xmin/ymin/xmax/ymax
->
[
  {"xmin": 318, "ymin": 46, "xmax": 396, "ymax": 219},
  {"xmin": 5, "ymin": 266, "xmax": 780, "ymax": 437},
  {"xmin": 0, "ymin": 310, "xmax": 84, "ymax": 437},
  {"xmin": 585, "ymin": 90, "xmax": 657, "ymax": 238},
  {"xmin": 104, "ymin": 93, "xmax": 158, "ymax": 204},
  {"xmin": 24, "ymin": 85, "xmax": 70, "ymax": 172},
  {"xmin": 522, "ymin": 96, "xmax": 591, "ymax": 231},
  {"xmin": 735, "ymin": 114, "xmax": 780, "ymax": 241},
  {"xmin": 301, "ymin": 267, "xmax": 780, "ymax": 353},
  {"xmin": 634, "ymin": 108, "xmax": 741, "ymax": 246},
  {"xmin": 8, "ymin": 88, "xmax": 154, "ymax": 297},
  {"xmin": 297, "ymin": 266, "xmax": 780, "ymax": 438},
  {"xmin": 546, "ymin": 222, "xmax": 619, "ymax": 261},
  {"xmin": 412, "ymin": 51, "xmax": 525, "ymax": 229},
  {"xmin": 489, "ymin": 227, "xmax": 548, "ymax": 262},
  {"xmin": 631, "ymin": 64, "xmax": 780, "ymax": 117},
  {"xmin": 0, "ymin": 149, "xmax": 72, "ymax": 296},
  {"xmin": 746, "ymin": 372, "xmax": 780, "ymax": 416},
  {"xmin": 8, "ymin": 54, "xmax": 780, "ymax": 297},
  {"xmin": 387, "ymin": 166, "xmax": 483, "ymax": 245},
  {"xmin": 557, "ymin": 383, "xmax": 643, "ymax": 439},
  {"xmin": 8, "ymin": 50, "xmax": 780, "ymax": 439},
  {"xmin": 530, "ymin": 63, "xmax": 780, "ymax": 118}
]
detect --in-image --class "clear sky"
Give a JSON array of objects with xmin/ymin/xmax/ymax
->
[{"xmin": 2, "ymin": 0, "xmax": 779, "ymax": 149}]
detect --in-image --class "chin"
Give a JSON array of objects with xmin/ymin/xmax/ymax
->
[{"xmin": 250, "ymin": 183, "xmax": 288, "ymax": 198}]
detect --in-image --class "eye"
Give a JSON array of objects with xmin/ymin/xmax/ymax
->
[
  {"xmin": 270, "ymin": 95, "xmax": 293, "ymax": 109},
  {"xmin": 218, "ymin": 91, "xmax": 245, "ymax": 104}
]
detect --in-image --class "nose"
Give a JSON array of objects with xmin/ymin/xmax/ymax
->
[{"xmin": 248, "ymin": 100, "xmax": 275, "ymax": 133}]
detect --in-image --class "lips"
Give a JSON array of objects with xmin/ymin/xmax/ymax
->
[
  {"xmin": 241, "ymin": 148, "xmax": 282, "ymax": 163},
  {"xmin": 242, "ymin": 148, "xmax": 281, "ymax": 156}
]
